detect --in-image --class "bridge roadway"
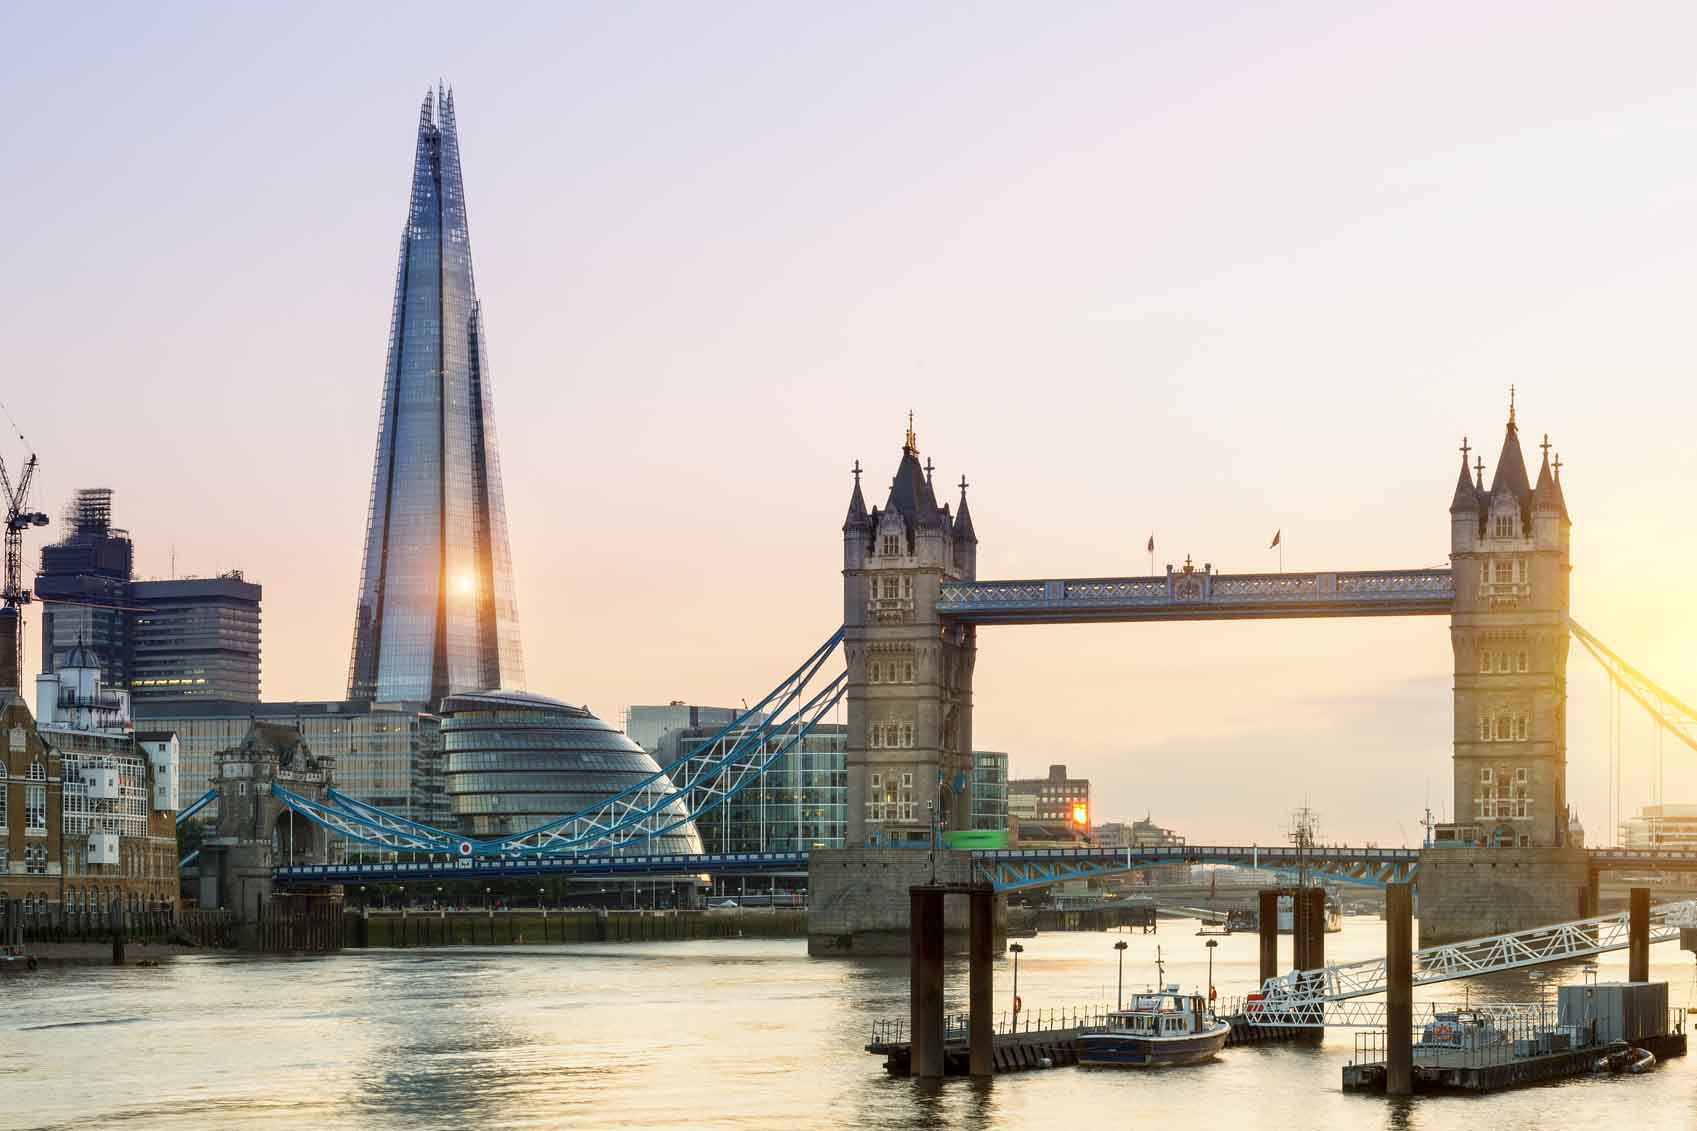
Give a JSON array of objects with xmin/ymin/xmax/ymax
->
[
  {"xmin": 936, "ymin": 569, "xmax": 1455, "ymax": 624},
  {"xmin": 271, "ymin": 844, "xmax": 1697, "ymax": 890}
]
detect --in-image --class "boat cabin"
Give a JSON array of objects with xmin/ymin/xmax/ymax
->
[{"xmin": 1106, "ymin": 988, "xmax": 1208, "ymax": 1036}]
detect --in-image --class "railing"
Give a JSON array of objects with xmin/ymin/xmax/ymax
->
[{"xmin": 869, "ymin": 1003, "xmax": 1113, "ymax": 1046}]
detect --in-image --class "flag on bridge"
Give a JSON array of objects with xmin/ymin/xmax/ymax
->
[
  {"xmin": 1269, "ymin": 529, "xmax": 1281, "ymax": 549},
  {"xmin": 1147, "ymin": 534, "xmax": 1155, "ymax": 553}
]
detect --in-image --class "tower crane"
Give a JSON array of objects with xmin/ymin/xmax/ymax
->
[{"xmin": 0, "ymin": 412, "xmax": 50, "ymax": 679}]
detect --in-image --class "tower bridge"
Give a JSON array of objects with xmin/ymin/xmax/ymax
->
[{"xmin": 188, "ymin": 397, "xmax": 1697, "ymax": 955}]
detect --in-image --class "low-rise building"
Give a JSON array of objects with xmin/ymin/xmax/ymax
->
[
  {"xmin": 2, "ymin": 644, "xmax": 180, "ymax": 917},
  {"xmin": 1009, "ymin": 763, "xmax": 1091, "ymax": 826}
]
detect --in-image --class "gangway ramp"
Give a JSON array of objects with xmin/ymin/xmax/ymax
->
[{"xmin": 1250, "ymin": 900, "xmax": 1697, "ymax": 1026}]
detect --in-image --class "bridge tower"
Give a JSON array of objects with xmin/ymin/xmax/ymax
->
[
  {"xmin": 841, "ymin": 416, "xmax": 977, "ymax": 847},
  {"xmin": 197, "ymin": 722, "xmax": 339, "ymax": 923},
  {"xmin": 1423, "ymin": 393, "xmax": 1587, "ymax": 944},
  {"xmin": 1447, "ymin": 395, "xmax": 1572, "ymax": 848}
]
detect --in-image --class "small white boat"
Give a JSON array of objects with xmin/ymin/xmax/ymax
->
[{"xmin": 1077, "ymin": 986, "xmax": 1231, "ymax": 1068}]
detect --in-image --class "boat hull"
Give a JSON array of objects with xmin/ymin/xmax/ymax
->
[{"xmin": 1077, "ymin": 1026, "xmax": 1230, "ymax": 1068}]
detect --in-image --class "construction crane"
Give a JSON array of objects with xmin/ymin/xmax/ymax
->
[{"xmin": 0, "ymin": 408, "xmax": 50, "ymax": 679}]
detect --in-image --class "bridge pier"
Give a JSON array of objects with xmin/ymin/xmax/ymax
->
[
  {"xmin": 1292, "ymin": 887, "xmax": 1325, "ymax": 973},
  {"xmin": 808, "ymin": 847, "xmax": 1003, "ymax": 956},
  {"xmin": 1416, "ymin": 846, "xmax": 1591, "ymax": 945}
]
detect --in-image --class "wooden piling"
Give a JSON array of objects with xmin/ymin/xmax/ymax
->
[
  {"xmin": 969, "ymin": 889, "xmax": 994, "ymax": 1078},
  {"xmin": 1385, "ymin": 882, "xmax": 1413, "ymax": 1096},
  {"xmin": 1258, "ymin": 889, "xmax": 1279, "ymax": 983},
  {"xmin": 1629, "ymin": 886, "xmax": 1650, "ymax": 983},
  {"xmin": 910, "ymin": 887, "xmax": 945, "ymax": 1079}
]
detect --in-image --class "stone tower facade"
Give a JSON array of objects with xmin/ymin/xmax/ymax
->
[
  {"xmin": 1448, "ymin": 398, "xmax": 1572, "ymax": 847},
  {"xmin": 842, "ymin": 420, "xmax": 977, "ymax": 847}
]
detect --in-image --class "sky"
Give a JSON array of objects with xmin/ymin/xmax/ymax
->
[{"xmin": 2, "ymin": 2, "xmax": 1695, "ymax": 846}]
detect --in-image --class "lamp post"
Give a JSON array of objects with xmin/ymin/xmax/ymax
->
[
  {"xmin": 1010, "ymin": 942, "xmax": 1024, "ymax": 1028},
  {"xmin": 538, "ymin": 887, "xmax": 545, "ymax": 910},
  {"xmin": 1114, "ymin": 939, "xmax": 1128, "ymax": 1009},
  {"xmin": 1205, "ymin": 938, "xmax": 1219, "ymax": 1009}
]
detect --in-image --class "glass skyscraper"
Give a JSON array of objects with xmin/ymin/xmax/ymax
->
[{"xmin": 348, "ymin": 86, "xmax": 524, "ymax": 705}]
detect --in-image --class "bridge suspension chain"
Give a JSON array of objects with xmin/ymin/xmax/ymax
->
[{"xmin": 1570, "ymin": 617, "xmax": 1697, "ymax": 756}]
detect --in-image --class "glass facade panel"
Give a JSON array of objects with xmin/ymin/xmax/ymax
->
[
  {"xmin": 349, "ymin": 88, "xmax": 524, "ymax": 705},
  {"xmin": 658, "ymin": 724, "xmax": 846, "ymax": 854}
]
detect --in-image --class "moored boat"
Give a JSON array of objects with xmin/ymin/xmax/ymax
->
[{"xmin": 1077, "ymin": 986, "xmax": 1230, "ymax": 1068}]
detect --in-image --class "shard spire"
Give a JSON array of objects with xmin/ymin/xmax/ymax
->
[{"xmin": 348, "ymin": 88, "xmax": 525, "ymax": 704}]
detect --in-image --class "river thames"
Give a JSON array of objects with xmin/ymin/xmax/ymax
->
[{"xmin": 5, "ymin": 916, "xmax": 1694, "ymax": 1130}]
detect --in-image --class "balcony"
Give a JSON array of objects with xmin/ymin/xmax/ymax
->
[{"xmin": 868, "ymin": 596, "xmax": 914, "ymax": 624}]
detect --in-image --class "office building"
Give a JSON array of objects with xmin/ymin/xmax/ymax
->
[
  {"xmin": 626, "ymin": 702, "xmax": 741, "ymax": 760},
  {"xmin": 1008, "ymin": 763, "xmax": 1092, "ymax": 826},
  {"xmin": 1621, "ymin": 804, "xmax": 1697, "ymax": 852},
  {"xmin": 36, "ymin": 489, "xmax": 262, "ymax": 703},
  {"xmin": 971, "ymin": 750, "xmax": 1008, "ymax": 831},
  {"xmin": 129, "ymin": 575, "xmax": 262, "ymax": 702},
  {"xmin": 135, "ymin": 698, "xmax": 444, "ymax": 825},
  {"xmin": 442, "ymin": 690, "xmax": 701, "ymax": 852},
  {"xmin": 657, "ymin": 722, "xmax": 847, "ymax": 854},
  {"xmin": 348, "ymin": 87, "xmax": 524, "ymax": 705}
]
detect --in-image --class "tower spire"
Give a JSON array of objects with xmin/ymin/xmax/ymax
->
[{"xmin": 903, "ymin": 410, "xmax": 918, "ymax": 456}]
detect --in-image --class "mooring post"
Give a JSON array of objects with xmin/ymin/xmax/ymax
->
[
  {"xmin": 1258, "ymin": 889, "xmax": 1279, "ymax": 984},
  {"xmin": 1629, "ymin": 886, "xmax": 1650, "ymax": 983},
  {"xmin": 1584, "ymin": 870, "xmax": 1600, "ymax": 919},
  {"xmin": 1386, "ymin": 882, "xmax": 1413, "ymax": 1096},
  {"xmin": 1304, "ymin": 887, "xmax": 1325, "ymax": 972},
  {"xmin": 968, "ymin": 888, "xmax": 994, "ymax": 1078},
  {"xmin": 109, "ymin": 896, "xmax": 125, "ymax": 967},
  {"xmin": 910, "ymin": 886, "xmax": 945, "ymax": 1079}
]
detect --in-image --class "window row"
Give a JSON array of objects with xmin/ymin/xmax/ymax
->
[
  {"xmin": 1479, "ymin": 650, "xmax": 1530, "ymax": 674},
  {"xmin": 876, "ymin": 576, "xmax": 914, "ymax": 600},
  {"xmin": 865, "ymin": 802, "xmax": 918, "ymax": 822},
  {"xmin": 1477, "ymin": 799, "xmax": 1532, "ymax": 820},
  {"xmin": 1477, "ymin": 713, "xmax": 1530, "ymax": 742},
  {"xmin": 868, "ymin": 722, "xmax": 915, "ymax": 749},
  {"xmin": 1479, "ymin": 767, "xmax": 1529, "ymax": 785},
  {"xmin": 869, "ymin": 660, "xmax": 915, "ymax": 684}
]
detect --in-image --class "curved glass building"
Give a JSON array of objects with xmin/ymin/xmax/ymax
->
[{"xmin": 442, "ymin": 690, "xmax": 702, "ymax": 853}]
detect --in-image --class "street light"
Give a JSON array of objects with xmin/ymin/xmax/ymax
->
[
  {"xmin": 1010, "ymin": 942, "xmax": 1024, "ymax": 1029},
  {"xmin": 1205, "ymin": 938, "xmax": 1219, "ymax": 1010},
  {"xmin": 1114, "ymin": 939, "xmax": 1128, "ymax": 1009}
]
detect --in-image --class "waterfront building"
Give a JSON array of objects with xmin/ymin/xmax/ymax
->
[
  {"xmin": 347, "ymin": 87, "xmax": 524, "ymax": 705},
  {"xmin": 129, "ymin": 575, "xmax": 262, "ymax": 703},
  {"xmin": 442, "ymin": 690, "xmax": 701, "ymax": 853},
  {"xmin": 625, "ymin": 702, "xmax": 741, "ymax": 758},
  {"xmin": 0, "ymin": 646, "xmax": 179, "ymax": 915},
  {"xmin": 971, "ymin": 750, "xmax": 1008, "ymax": 831},
  {"xmin": 657, "ymin": 722, "xmax": 846, "ymax": 853},
  {"xmin": 134, "ymin": 699, "xmax": 444, "ymax": 825},
  {"xmin": 1008, "ymin": 763, "xmax": 1091, "ymax": 826},
  {"xmin": 35, "ymin": 489, "xmax": 133, "ymax": 682},
  {"xmin": 1094, "ymin": 815, "xmax": 1188, "ymax": 884},
  {"xmin": 1620, "ymin": 805, "xmax": 1697, "ymax": 851}
]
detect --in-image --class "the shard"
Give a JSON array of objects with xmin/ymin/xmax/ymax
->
[{"xmin": 347, "ymin": 87, "xmax": 525, "ymax": 705}]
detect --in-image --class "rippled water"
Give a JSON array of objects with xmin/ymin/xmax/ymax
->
[{"xmin": 5, "ymin": 917, "xmax": 1694, "ymax": 1130}]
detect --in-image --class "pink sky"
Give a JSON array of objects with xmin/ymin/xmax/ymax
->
[{"xmin": 3, "ymin": 3, "xmax": 1695, "ymax": 844}]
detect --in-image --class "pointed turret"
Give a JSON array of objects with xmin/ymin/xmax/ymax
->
[
  {"xmin": 1489, "ymin": 416, "xmax": 1532, "ymax": 507},
  {"xmin": 843, "ymin": 461, "xmax": 870, "ymax": 532},
  {"xmin": 954, "ymin": 477, "xmax": 977, "ymax": 544},
  {"xmin": 1449, "ymin": 441, "xmax": 1479, "ymax": 514},
  {"xmin": 1533, "ymin": 437, "xmax": 1559, "ymax": 513}
]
